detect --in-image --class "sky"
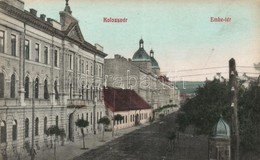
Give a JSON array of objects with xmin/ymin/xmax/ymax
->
[{"xmin": 23, "ymin": 0, "xmax": 260, "ymax": 81}]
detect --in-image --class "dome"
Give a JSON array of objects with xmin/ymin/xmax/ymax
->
[
  {"xmin": 150, "ymin": 56, "xmax": 160, "ymax": 69},
  {"xmin": 132, "ymin": 39, "xmax": 150, "ymax": 61},
  {"xmin": 212, "ymin": 116, "xmax": 230, "ymax": 138},
  {"xmin": 150, "ymin": 49, "xmax": 160, "ymax": 69}
]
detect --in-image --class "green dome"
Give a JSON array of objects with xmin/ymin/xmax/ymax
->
[
  {"xmin": 150, "ymin": 49, "xmax": 160, "ymax": 69},
  {"xmin": 212, "ymin": 116, "xmax": 230, "ymax": 138},
  {"xmin": 132, "ymin": 39, "xmax": 150, "ymax": 61}
]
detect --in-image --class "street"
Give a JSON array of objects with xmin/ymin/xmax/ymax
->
[{"xmin": 74, "ymin": 113, "xmax": 208, "ymax": 160}]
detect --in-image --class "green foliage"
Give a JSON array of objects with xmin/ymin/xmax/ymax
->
[
  {"xmin": 46, "ymin": 125, "xmax": 65, "ymax": 137},
  {"xmin": 176, "ymin": 79, "xmax": 232, "ymax": 135},
  {"xmin": 98, "ymin": 117, "xmax": 110, "ymax": 125},
  {"xmin": 75, "ymin": 118, "xmax": 89, "ymax": 128},
  {"xmin": 167, "ymin": 131, "xmax": 176, "ymax": 141},
  {"xmin": 238, "ymin": 82, "xmax": 260, "ymax": 152},
  {"xmin": 114, "ymin": 114, "xmax": 124, "ymax": 122},
  {"xmin": 176, "ymin": 77, "xmax": 260, "ymax": 154},
  {"xmin": 154, "ymin": 104, "xmax": 178, "ymax": 113}
]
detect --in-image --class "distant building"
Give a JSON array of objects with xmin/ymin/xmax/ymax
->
[
  {"xmin": 103, "ymin": 87, "xmax": 152, "ymax": 130},
  {"xmin": 0, "ymin": 0, "xmax": 106, "ymax": 159},
  {"xmin": 104, "ymin": 39, "xmax": 179, "ymax": 110}
]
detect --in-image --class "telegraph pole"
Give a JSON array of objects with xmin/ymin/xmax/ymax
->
[
  {"xmin": 31, "ymin": 80, "xmax": 35, "ymax": 160},
  {"xmin": 229, "ymin": 58, "xmax": 239, "ymax": 160},
  {"xmin": 93, "ymin": 53, "xmax": 96, "ymax": 134}
]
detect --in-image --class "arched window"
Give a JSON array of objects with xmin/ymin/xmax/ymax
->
[
  {"xmin": 12, "ymin": 120, "xmax": 17, "ymax": 141},
  {"xmin": 0, "ymin": 73, "xmax": 4, "ymax": 98},
  {"xmin": 35, "ymin": 118, "xmax": 39, "ymax": 136},
  {"xmin": 86, "ymin": 85, "xmax": 88, "ymax": 100},
  {"xmin": 25, "ymin": 118, "xmax": 29, "ymax": 138},
  {"xmin": 44, "ymin": 79, "xmax": 49, "ymax": 99},
  {"xmin": 54, "ymin": 80, "xmax": 59, "ymax": 100},
  {"xmin": 82, "ymin": 84, "xmax": 84, "ymax": 100},
  {"xmin": 90, "ymin": 87, "xmax": 93, "ymax": 100},
  {"xmin": 10, "ymin": 74, "xmax": 15, "ymax": 98},
  {"xmin": 1, "ymin": 120, "xmax": 6, "ymax": 143},
  {"xmin": 35, "ymin": 78, "xmax": 39, "ymax": 99},
  {"xmin": 25, "ymin": 76, "xmax": 29, "ymax": 98},
  {"xmin": 69, "ymin": 83, "xmax": 72, "ymax": 99},
  {"xmin": 44, "ymin": 117, "xmax": 47, "ymax": 134},
  {"xmin": 55, "ymin": 116, "xmax": 59, "ymax": 127}
]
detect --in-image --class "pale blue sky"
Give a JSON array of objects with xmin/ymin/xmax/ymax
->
[{"xmin": 24, "ymin": 0, "xmax": 260, "ymax": 81}]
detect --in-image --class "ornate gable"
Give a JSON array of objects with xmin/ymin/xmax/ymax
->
[{"xmin": 66, "ymin": 23, "xmax": 85, "ymax": 43}]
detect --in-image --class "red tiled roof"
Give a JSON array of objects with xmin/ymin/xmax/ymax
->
[{"xmin": 103, "ymin": 87, "xmax": 151, "ymax": 112}]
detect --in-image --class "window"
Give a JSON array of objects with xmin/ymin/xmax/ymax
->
[
  {"xmin": 86, "ymin": 62, "xmax": 88, "ymax": 75},
  {"xmin": 11, "ymin": 34, "xmax": 16, "ymax": 56},
  {"xmin": 86, "ymin": 85, "xmax": 89, "ymax": 100},
  {"xmin": 25, "ymin": 76, "xmax": 29, "ymax": 98},
  {"xmin": 12, "ymin": 120, "xmax": 17, "ymax": 141},
  {"xmin": 69, "ymin": 83, "xmax": 72, "ymax": 99},
  {"xmin": 81, "ymin": 84, "xmax": 84, "ymax": 100},
  {"xmin": 69, "ymin": 55, "xmax": 72, "ymax": 69},
  {"xmin": 35, "ymin": 118, "xmax": 39, "ymax": 136},
  {"xmin": 35, "ymin": 78, "xmax": 39, "ymax": 99},
  {"xmin": 55, "ymin": 116, "xmax": 58, "ymax": 127},
  {"xmin": 44, "ymin": 79, "xmax": 49, "ymax": 99},
  {"xmin": 44, "ymin": 117, "xmax": 47, "ymax": 134},
  {"xmin": 90, "ymin": 87, "xmax": 93, "ymax": 100},
  {"xmin": 81, "ymin": 113, "xmax": 84, "ymax": 119},
  {"xmin": 86, "ymin": 113, "xmax": 88, "ymax": 122},
  {"xmin": 54, "ymin": 50, "xmax": 58, "ymax": 67},
  {"xmin": 25, "ymin": 40, "xmax": 29, "ymax": 60},
  {"xmin": 10, "ymin": 74, "xmax": 15, "ymax": 98},
  {"xmin": 1, "ymin": 120, "xmax": 6, "ymax": 143},
  {"xmin": 0, "ymin": 31, "xmax": 4, "ymax": 53},
  {"xmin": 97, "ymin": 112, "xmax": 99, "ymax": 121},
  {"xmin": 81, "ymin": 60, "xmax": 84, "ymax": 73},
  {"xmin": 90, "ymin": 64, "xmax": 93, "ymax": 75},
  {"xmin": 35, "ymin": 44, "xmax": 39, "ymax": 62},
  {"xmin": 54, "ymin": 80, "xmax": 59, "ymax": 100},
  {"xmin": 0, "ymin": 73, "xmax": 4, "ymax": 98},
  {"xmin": 25, "ymin": 118, "xmax": 29, "ymax": 138},
  {"xmin": 44, "ymin": 46, "xmax": 48, "ymax": 64},
  {"xmin": 90, "ymin": 112, "xmax": 92, "ymax": 125}
]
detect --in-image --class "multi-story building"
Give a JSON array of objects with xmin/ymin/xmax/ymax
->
[
  {"xmin": 104, "ymin": 39, "xmax": 179, "ymax": 110},
  {"xmin": 0, "ymin": 0, "xmax": 107, "ymax": 159}
]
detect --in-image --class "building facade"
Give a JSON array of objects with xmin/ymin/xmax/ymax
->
[
  {"xmin": 0, "ymin": 0, "xmax": 107, "ymax": 159},
  {"xmin": 104, "ymin": 39, "xmax": 179, "ymax": 110}
]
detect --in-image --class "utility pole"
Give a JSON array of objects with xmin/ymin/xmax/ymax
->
[
  {"xmin": 229, "ymin": 58, "xmax": 239, "ymax": 160},
  {"xmin": 31, "ymin": 80, "xmax": 35, "ymax": 160}
]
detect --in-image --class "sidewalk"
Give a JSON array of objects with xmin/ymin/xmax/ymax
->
[{"xmin": 33, "ymin": 124, "xmax": 149, "ymax": 160}]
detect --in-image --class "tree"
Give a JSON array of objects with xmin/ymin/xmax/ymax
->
[
  {"xmin": 98, "ymin": 117, "xmax": 110, "ymax": 141},
  {"xmin": 167, "ymin": 130, "xmax": 177, "ymax": 153},
  {"xmin": 46, "ymin": 125, "xmax": 65, "ymax": 159},
  {"xmin": 176, "ymin": 79, "xmax": 231, "ymax": 135},
  {"xmin": 75, "ymin": 118, "xmax": 89, "ymax": 149},
  {"xmin": 176, "ymin": 77, "xmax": 260, "ymax": 156},
  {"xmin": 114, "ymin": 114, "xmax": 124, "ymax": 135}
]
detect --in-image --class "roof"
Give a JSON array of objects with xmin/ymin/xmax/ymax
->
[
  {"xmin": 0, "ymin": 1, "xmax": 107, "ymax": 58},
  {"xmin": 132, "ymin": 39, "xmax": 150, "ymax": 61},
  {"xmin": 103, "ymin": 87, "xmax": 151, "ymax": 112},
  {"xmin": 150, "ymin": 56, "xmax": 160, "ymax": 69},
  {"xmin": 132, "ymin": 48, "xmax": 151, "ymax": 61},
  {"xmin": 212, "ymin": 116, "xmax": 230, "ymax": 138}
]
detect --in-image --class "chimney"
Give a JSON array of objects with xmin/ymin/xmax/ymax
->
[
  {"xmin": 29, "ymin": 9, "xmax": 37, "ymax": 16},
  {"xmin": 114, "ymin": 54, "xmax": 121, "ymax": 59},
  {"xmin": 40, "ymin": 14, "xmax": 46, "ymax": 21},
  {"xmin": 47, "ymin": 18, "xmax": 52, "ymax": 23}
]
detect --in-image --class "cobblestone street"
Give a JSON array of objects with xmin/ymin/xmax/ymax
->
[{"xmin": 74, "ymin": 113, "xmax": 208, "ymax": 160}]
